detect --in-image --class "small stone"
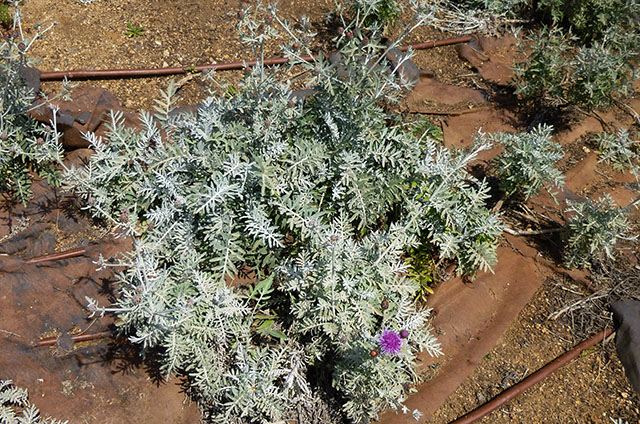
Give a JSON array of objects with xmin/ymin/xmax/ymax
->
[
  {"xmin": 154, "ymin": 40, "xmax": 162, "ymax": 46},
  {"xmin": 163, "ymin": 49, "xmax": 170, "ymax": 57}
]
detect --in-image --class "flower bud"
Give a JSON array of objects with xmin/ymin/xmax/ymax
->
[
  {"xmin": 400, "ymin": 329, "xmax": 409, "ymax": 339},
  {"xmin": 370, "ymin": 349, "xmax": 378, "ymax": 357}
]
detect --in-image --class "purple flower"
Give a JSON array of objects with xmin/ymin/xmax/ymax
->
[{"xmin": 379, "ymin": 330, "xmax": 403, "ymax": 355}]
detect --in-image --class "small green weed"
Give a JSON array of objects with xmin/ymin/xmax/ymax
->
[
  {"xmin": 406, "ymin": 245, "xmax": 437, "ymax": 303},
  {"xmin": 408, "ymin": 115, "xmax": 443, "ymax": 143},
  {"xmin": 363, "ymin": 0, "xmax": 402, "ymax": 31},
  {"xmin": 0, "ymin": 2, "xmax": 11, "ymax": 28},
  {"xmin": 124, "ymin": 22, "xmax": 144, "ymax": 37}
]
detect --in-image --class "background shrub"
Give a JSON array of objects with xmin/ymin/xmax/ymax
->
[
  {"xmin": 563, "ymin": 195, "xmax": 635, "ymax": 269},
  {"xmin": 512, "ymin": 20, "xmax": 639, "ymax": 111},
  {"xmin": 512, "ymin": 26, "xmax": 574, "ymax": 106},
  {"xmin": 595, "ymin": 128, "xmax": 640, "ymax": 178},
  {"xmin": 536, "ymin": 0, "xmax": 640, "ymax": 44},
  {"xmin": 486, "ymin": 124, "xmax": 565, "ymax": 201},
  {"xmin": 0, "ymin": 27, "xmax": 63, "ymax": 205}
]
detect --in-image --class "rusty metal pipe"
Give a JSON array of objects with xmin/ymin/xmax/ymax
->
[
  {"xmin": 34, "ymin": 330, "xmax": 112, "ymax": 347},
  {"xmin": 39, "ymin": 36, "xmax": 474, "ymax": 81},
  {"xmin": 450, "ymin": 327, "xmax": 613, "ymax": 424},
  {"xmin": 40, "ymin": 55, "xmax": 314, "ymax": 80},
  {"xmin": 24, "ymin": 247, "xmax": 86, "ymax": 264},
  {"xmin": 398, "ymin": 35, "xmax": 473, "ymax": 51}
]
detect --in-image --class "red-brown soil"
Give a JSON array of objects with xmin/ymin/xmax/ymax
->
[{"xmin": 2, "ymin": 1, "xmax": 640, "ymax": 423}]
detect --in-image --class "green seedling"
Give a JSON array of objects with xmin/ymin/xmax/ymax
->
[
  {"xmin": 124, "ymin": 22, "xmax": 144, "ymax": 37},
  {"xmin": 0, "ymin": 4, "xmax": 11, "ymax": 28}
]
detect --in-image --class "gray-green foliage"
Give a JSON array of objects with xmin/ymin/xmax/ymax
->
[
  {"xmin": 513, "ymin": 26, "xmax": 640, "ymax": 111},
  {"xmin": 562, "ymin": 127, "xmax": 640, "ymax": 270},
  {"xmin": 536, "ymin": 0, "xmax": 640, "ymax": 44},
  {"xmin": 419, "ymin": 0, "xmax": 528, "ymax": 34},
  {"xmin": 567, "ymin": 29, "xmax": 640, "ymax": 111},
  {"xmin": 512, "ymin": 26, "xmax": 574, "ymax": 106},
  {"xmin": 563, "ymin": 195, "xmax": 635, "ymax": 269},
  {"xmin": 406, "ymin": 141, "xmax": 503, "ymax": 277},
  {"xmin": 0, "ymin": 380, "xmax": 67, "ymax": 424},
  {"xmin": 0, "ymin": 30, "xmax": 63, "ymax": 205},
  {"xmin": 344, "ymin": 0, "xmax": 403, "ymax": 31},
  {"xmin": 280, "ymin": 217, "xmax": 441, "ymax": 422},
  {"xmin": 595, "ymin": 128, "xmax": 640, "ymax": 178},
  {"xmin": 458, "ymin": 0, "xmax": 528, "ymax": 15},
  {"xmin": 61, "ymin": 3, "xmax": 504, "ymax": 422},
  {"xmin": 486, "ymin": 124, "xmax": 565, "ymax": 200}
]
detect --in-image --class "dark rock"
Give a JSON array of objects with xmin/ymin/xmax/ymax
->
[
  {"xmin": 455, "ymin": 34, "xmax": 519, "ymax": 86},
  {"xmin": 290, "ymin": 88, "xmax": 315, "ymax": 101},
  {"xmin": 612, "ymin": 300, "xmax": 640, "ymax": 394},
  {"xmin": 29, "ymin": 86, "xmax": 127, "ymax": 148},
  {"xmin": 18, "ymin": 65, "xmax": 41, "ymax": 94},
  {"xmin": 168, "ymin": 103, "xmax": 200, "ymax": 117},
  {"xmin": 75, "ymin": 111, "xmax": 91, "ymax": 125},
  {"xmin": 384, "ymin": 43, "xmax": 420, "ymax": 88}
]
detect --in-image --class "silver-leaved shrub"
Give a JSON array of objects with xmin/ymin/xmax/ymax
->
[
  {"xmin": 595, "ymin": 128, "xmax": 640, "ymax": 178},
  {"xmin": 0, "ymin": 379, "xmax": 67, "ymax": 424},
  {"xmin": 0, "ymin": 24, "xmax": 63, "ymax": 205},
  {"xmin": 61, "ymin": 2, "xmax": 502, "ymax": 422},
  {"xmin": 486, "ymin": 124, "xmax": 565, "ymax": 201},
  {"xmin": 563, "ymin": 195, "xmax": 635, "ymax": 269}
]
